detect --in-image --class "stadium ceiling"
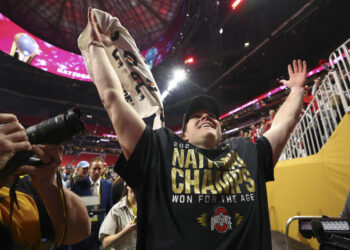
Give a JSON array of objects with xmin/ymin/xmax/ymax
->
[
  {"xmin": 0, "ymin": 0, "xmax": 184, "ymax": 53},
  {"xmin": 0, "ymin": 0, "xmax": 349, "ymax": 129}
]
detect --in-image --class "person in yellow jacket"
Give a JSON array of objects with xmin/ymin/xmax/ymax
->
[{"xmin": 0, "ymin": 113, "xmax": 91, "ymax": 249}]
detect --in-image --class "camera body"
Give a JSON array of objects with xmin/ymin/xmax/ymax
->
[{"xmin": 1, "ymin": 107, "xmax": 87, "ymax": 176}]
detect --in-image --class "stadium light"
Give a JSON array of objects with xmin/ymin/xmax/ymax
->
[
  {"xmin": 173, "ymin": 69, "xmax": 186, "ymax": 82},
  {"xmin": 184, "ymin": 56, "xmax": 195, "ymax": 65},
  {"xmin": 161, "ymin": 90, "xmax": 169, "ymax": 100},
  {"xmin": 231, "ymin": 0, "xmax": 243, "ymax": 10},
  {"xmin": 161, "ymin": 69, "xmax": 187, "ymax": 101},
  {"xmin": 168, "ymin": 79, "xmax": 178, "ymax": 91}
]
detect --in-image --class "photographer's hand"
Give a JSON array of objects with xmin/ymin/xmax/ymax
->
[
  {"xmin": 0, "ymin": 113, "xmax": 32, "ymax": 186},
  {"xmin": 0, "ymin": 113, "xmax": 31, "ymax": 153},
  {"xmin": 19, "ymin": 144, "xmax": 63, "ymax": 187}
]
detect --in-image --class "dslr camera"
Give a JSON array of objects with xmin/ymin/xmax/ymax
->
[{"xmin": 1, "ymin": 107, "xmax": 87, "ymax": 176}]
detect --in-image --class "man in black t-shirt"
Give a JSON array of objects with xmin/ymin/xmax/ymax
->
[{"xmin": 87, "ymin": 8, "xmax": 307, "ymax": 249}]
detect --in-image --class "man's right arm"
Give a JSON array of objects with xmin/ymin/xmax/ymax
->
[{"xmin": 88, "ymin": 8, "xmax": 145, "ymax": 160}]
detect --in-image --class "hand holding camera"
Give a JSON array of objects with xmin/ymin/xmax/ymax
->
[
  {"xmin": 20, "ymin": 144, "xmax": 64, "ymax": 188},
  {"xmin": 0, "ymin": 107, "xmax": 86, "ymax": 186},
  {"xmin": 0, "ymin": 113, "xmax": 32, "ymax": 186},
  {"xmin": 0, "ymin": 113, "xmax": 32, "ymax": 156}
]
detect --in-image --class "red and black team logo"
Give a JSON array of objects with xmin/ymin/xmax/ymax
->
[
  {"xmin": 197, "ymin": 208, "xmax": 242, "ymax": 233},
  {"xmin": 210, "ymin": 207, "xmax": 232, "ymax": 233}
]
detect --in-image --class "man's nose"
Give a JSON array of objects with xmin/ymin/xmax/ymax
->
[{"xmin": 200, "ymin": 113, "xmax": 210, "ymax": 120}]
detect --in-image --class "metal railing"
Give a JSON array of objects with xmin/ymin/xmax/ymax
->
[
  {"xmin": 281, "ymin": 39, "xmax": 350, "ymax": 160},
  {"xmin": 330, "ymin": 38, "xmax": 350, "ymax": 113},
  {"xmin": 285, "ymin": 216, "xmax": 323, "ymax": 250}
]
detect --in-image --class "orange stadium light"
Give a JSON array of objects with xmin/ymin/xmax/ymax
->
[
  {"xmin": 184, "ymin": 56, "xmax": 195, "ymax": 65},
  {"xmin": 231, "ymin": 0, "xmax": 243, "ymax": 10}
]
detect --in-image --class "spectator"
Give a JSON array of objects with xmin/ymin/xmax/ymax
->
[
  {"xmin": 250, "ymin": 124, "xmax": 258, "ymax": 143},
  {"xmin": 265, "ymin": 109, "xmax": 276, "ymax": 131},
  {"xmin": 71, "ymin": 156, "xmax": 113, "ymax": 250},
  {"xmin": 259, "ymin": 117, "xmax": 268, "ymax": 136},
  {"xmin": 112, "ymin": 178, "xmax": 127, "ymax": 204},
  {"xmin": 66, "ymin": 160, "xmax": 89, "ymax": 188},
  {"xmin": 99, "ymin": 185, "xmax": 137, "ymax": 250}
]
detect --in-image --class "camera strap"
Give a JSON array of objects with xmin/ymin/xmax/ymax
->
[
  {"xmin": 55, "ymin": 168, "xmax": 67, "ymax": 248},
  {"xmin": 9, "ymin": 176, "xmax": 20, "ymax": 230},
  {"xmin": 127, "ymin": 197, "xmax": 137, "ymax": 223}
]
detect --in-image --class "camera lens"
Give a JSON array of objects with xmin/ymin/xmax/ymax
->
[{"xmin": 26, "ymin": 107, "xmax": 86, "ymax": 145}]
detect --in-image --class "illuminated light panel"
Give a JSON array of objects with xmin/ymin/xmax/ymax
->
[
  {"xmin": 0, "ymin": 13, "xmax": 91, "ymax": 81},
  {"xmin": 103, "ymin": 134, "xmax": 118, "ymax": 139},
  {"xmin": 321, "ymin": 221, "xmax": 350, "ymax": 231},
  {"xmin": 231, "ymin": 0, "xmax": 243, "ymax": 10},
  {"xmin": 219, "ymin": 85, "xmax": 286, "ymax": 120},
  {"xmin": 223, "ymin": 127, "xmax": 239, "ymax": 135},
  {"xmin": 0, "ymin": 10, "xmax": 184, "ymax": 81}
]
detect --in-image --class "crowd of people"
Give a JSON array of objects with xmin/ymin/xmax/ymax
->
[
  {"xmin": 1, "ymin": 6, "xmax": 348, "ymax": 250},
  {"xmin": 238, "ymin": 109, "xmax": 276, "ymax": 143},
  {"xmin": 55, "ymin": 157, "xmax": 134, "ymax": 249},
  {"xmin": 61, "ymin": 160, "xmax": 118, "ymax": 189}
]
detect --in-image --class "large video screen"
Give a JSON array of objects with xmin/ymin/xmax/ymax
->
[
  {"xmin": 0, "ymin": 13, "xmax": 91, "ymax": 81},
  {"xmin": 0, "ymin": 9, "xmax": 183, "ymax": 81}
]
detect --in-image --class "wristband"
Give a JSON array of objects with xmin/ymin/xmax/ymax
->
[{"xmin": 88, "ymin": 40, "xmax": 105, "ymax": 49}]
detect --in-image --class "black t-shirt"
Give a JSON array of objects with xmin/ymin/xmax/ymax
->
[{"xmin": 115, "ymin": 126, "xmax": 274, "ymax": 250}]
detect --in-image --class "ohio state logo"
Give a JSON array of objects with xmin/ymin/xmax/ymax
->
[{"xmin": 210, "ymin": 207, "xmax": 232, "ymax": 233}]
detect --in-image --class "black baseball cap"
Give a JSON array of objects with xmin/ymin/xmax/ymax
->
[{"xmin": 182, "ymin": 95, "xmax": 220, "ymax": 132}]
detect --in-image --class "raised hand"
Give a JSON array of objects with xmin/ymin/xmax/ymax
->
[
  {"xmin": 280, "ymin": 59, "xmax": 307, "ymax": 89},
  {"xmin": 88, "ymin": 7, "xmax": 112, "ymax": 47}
]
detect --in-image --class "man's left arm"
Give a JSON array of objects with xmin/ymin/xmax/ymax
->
[
  {"xmin": 264, "ymin": 60, "xmax": 307, "ymax": 166},
  {"xmin": 19, "ymin": 144, "xmax": 91, "ymax": 245}
]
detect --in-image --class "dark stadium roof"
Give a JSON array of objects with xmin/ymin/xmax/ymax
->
[
  {"xmin": 0, "ymin": 0, "xmax": 184, "ymax": 53},
  {"xmin": 0, "ymin": 0, "xmax": 349, "ymax": 129}
]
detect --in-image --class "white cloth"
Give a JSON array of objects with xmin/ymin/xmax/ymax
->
[
  {"xmin": 99, "ymin": 196, "xmax": 136, "ymax": 250},
  {"xmin": 89, "ymin": 176, "xmax": 101, "ymax": 196},
  {"xmin": 78, "ymin": 8, "xmax": 164, "ymax": 129}
]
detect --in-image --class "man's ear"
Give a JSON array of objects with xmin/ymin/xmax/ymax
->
[{"xmin": 182, "ymin": 131, "xmax": 188, "ymax": 141}]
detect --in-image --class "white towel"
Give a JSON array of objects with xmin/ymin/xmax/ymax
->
[{"xmin": 78, "ymin": 8, "xmax": 164, "ymax": 129}]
